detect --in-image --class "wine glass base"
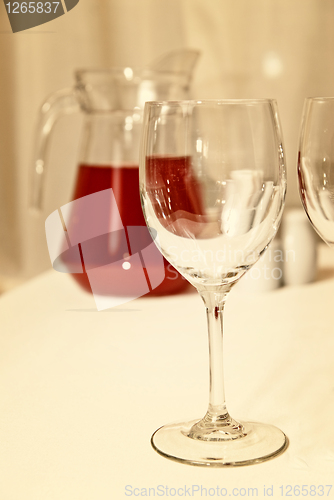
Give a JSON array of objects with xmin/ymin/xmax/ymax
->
[{"xmin": 151, "ymin": 419, "xmax": 288, "ymax": 467}]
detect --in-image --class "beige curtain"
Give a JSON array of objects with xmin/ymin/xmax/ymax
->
[{"xmin": 1, "ymin": 0, "xmax": 334, "ymax": 291}]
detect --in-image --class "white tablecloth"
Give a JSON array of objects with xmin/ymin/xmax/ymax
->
[{"xmin": 0, "ymin": 245, "xmax": 333, "ymax": 499}]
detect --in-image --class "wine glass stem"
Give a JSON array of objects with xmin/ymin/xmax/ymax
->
[{"xmin": 200, "ymin": 290, "xmax": 229, "ymax": 419}]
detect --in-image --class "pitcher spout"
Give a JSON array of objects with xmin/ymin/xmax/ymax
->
[{"xmin": 149, "ymin": 48, "xmax": 200, "ymax": 82}]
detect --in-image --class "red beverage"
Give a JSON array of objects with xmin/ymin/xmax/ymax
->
[
  {"xmin": 146, "ymin": 156, "xmax": 203, "ymax": 219},
  {"xmin": 64, "ymin": 163, "xmax": 188, "ymax": 296},
  {"xmin": 145, "ymin": 155, "xmax": 205, "ymax": 236}
]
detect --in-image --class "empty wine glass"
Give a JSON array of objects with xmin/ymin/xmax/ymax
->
[
  {"xmin": 298, "ymin": 97, "xmax": 334, "ymax": 246},
  {"xmin": 139, "ymin": 99, "xmax": 288, "ymax": 466}
]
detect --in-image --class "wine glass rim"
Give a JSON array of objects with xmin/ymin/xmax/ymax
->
[
  {"xmin": 144, "ymin": 98, "xmax": 277, "ymax": 106},
  {"xmin": 305, "ymin": 96, "xmax": 334, "ymax": 102}
]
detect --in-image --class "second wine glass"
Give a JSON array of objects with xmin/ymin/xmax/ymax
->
[
  {"xmin": 140, "ymin": 99, "xmax": 288, "ymax": 466},
  {"xmin": 298, "ymin": 97, "xmax": 334, "ymax": 246}
]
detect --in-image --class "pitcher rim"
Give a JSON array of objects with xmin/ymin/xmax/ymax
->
[{"xmin": 75, "ymin": 68, "xmax": 193, "ymax": 80}]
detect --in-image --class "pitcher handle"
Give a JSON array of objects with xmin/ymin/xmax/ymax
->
[{"xmin": 31, "ymin": 87, "xmax": 80, "ymax": 212}]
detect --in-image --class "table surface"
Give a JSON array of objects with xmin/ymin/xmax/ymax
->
[{"xmin": 0, "ymin": 245, "xmax": 333, "ymax": 499}]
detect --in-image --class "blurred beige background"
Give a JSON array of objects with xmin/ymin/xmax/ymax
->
[{"xmin": 0, "ymin": 0, "xmax": 333, "ymax": 291}]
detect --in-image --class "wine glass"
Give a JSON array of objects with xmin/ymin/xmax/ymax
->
[
  {"xmin": 298, "ymin": 97, "xmax": 334, "ymax": 246},
  {"xmin": 139, "ymin": 99, "xmax": 288, "ymax": 467}
]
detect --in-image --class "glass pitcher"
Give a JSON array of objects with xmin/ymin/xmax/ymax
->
[{"xmin": 32, "ymin": 50, "xmax": 199, "ymax": 297}]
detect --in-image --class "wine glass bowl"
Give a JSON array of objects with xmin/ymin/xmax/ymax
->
[
  {"xmin": 140, "ymin": 99, "xmax": 287, "ymax": 466},
  {"xmin": 298, "ymin": 97, "xmax": 334, "ymax": 246}
]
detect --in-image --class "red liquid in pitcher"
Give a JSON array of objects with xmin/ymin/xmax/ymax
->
[
  {"xmin": 145, "ymin": 155, "xmax": 204, "ymax": 223},
  {"xmin": 67, "ymin": 163, "xmax": 189, "ymax": 296}
]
